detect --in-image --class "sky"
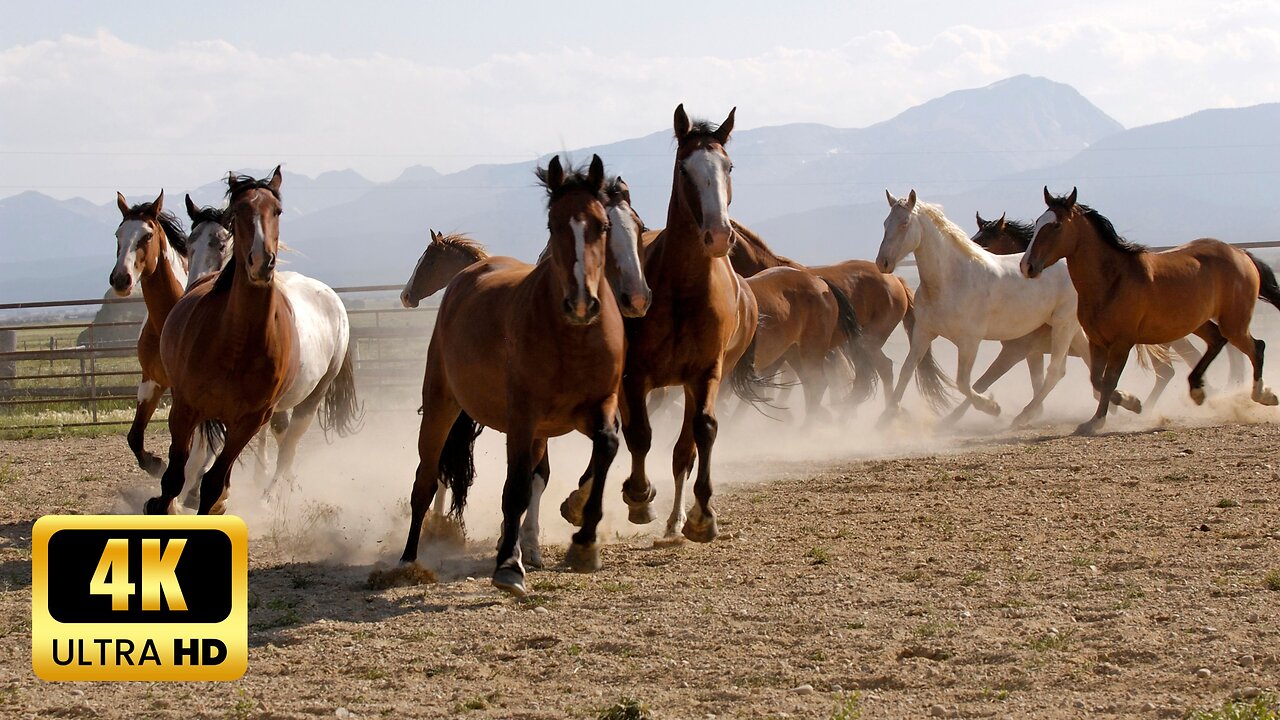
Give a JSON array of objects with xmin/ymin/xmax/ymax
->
[{"xmin": 4, "ymin": 0, "xmax": 1280, "ymax": 200}]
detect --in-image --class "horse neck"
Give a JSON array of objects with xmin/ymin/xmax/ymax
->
[
  {"xmin": 731, "ymin": 225, "xmax": 786, "ymax": 275},
  {"xmin": 139, "ymin": 244, "xmax": 188, "ymax": 331},
  {"xmin": 1060, "ymin": 224, "xmax": 1133, "ymax": 299},
  {"xmin": 657, "ymin": 196, "xmax": 717, "ymax": 288},
  {"xmin": 911, "ymin": 218, "xmax": 971, "ymax": 291},
  {"xmin": 225, "ymin": 262, "xmax": 285, "ymax": 342}
]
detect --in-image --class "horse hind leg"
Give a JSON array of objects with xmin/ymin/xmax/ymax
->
[
  {"xmin": 128, "ymin": 379, "xmax": 167, "ymax": 477},
  {"xmin": 1222, "ymin": 331, "xmax": 1278, "ymax": 406},
  {"xmin": 1188, "ymin": 322, "xmax": 1229, "ymax": 405},
  {"xmin": 263, "ymin": 398, "xmax": 321, "ymax": 502},
  {"xmin": 661, "ymin": 390, "xmax": 698, "ymax": 542},
  {"xmin": 518, "ymin": 443, "xmax": 550, "ymax": 569},
  {"xmin": 400, "ymin": 381, "xmax": 463, "ymax": 564},
  {"xmin": 1141, "ymin": 349, "xmax": 1176, "ymax": 411}
]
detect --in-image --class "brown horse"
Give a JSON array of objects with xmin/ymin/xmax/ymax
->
[
  {"xmin": 145, "ymin": 167, "xmax": 300, "ymax": 514},
  {"xmin": 400, "ymin": 231, "xmax": 489, "ymax": 308},
  {"xmin": 564, "ymin": 105, "xmax": 761, "ymax": 543},
  {"xmin": 742, "ymin": 266, "xmax": 867, "ymax": 423},
  {"xmin": 728, "ymin": 222, "xmax": 952, "ymax": 411},
  {"xmin": 109, "ymin": 191, "xmax": 190, "ymax": 477},
  {"xmin": 399, "ymin": 155, "xmax": 627, "ymax": 596},
  {"xmin": 1023, "ymin": 187, "xmax": 1280, "ymax": 434}
]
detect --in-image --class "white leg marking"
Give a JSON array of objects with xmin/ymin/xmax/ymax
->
[{"xmin": 137, "ymin": 379, "xmax": 161, "ymax": 403}]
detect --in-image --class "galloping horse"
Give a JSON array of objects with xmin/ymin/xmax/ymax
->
[
  {"xmin": 109, "ymin": 191, "xmax": 189, "ymax": 477},
  {"xmin": 180, "ymin": 189, "xmax": 360, "ymax": 498},
  {"xmin": 400, "ymin": 231, "xmax": 489, "ymax": 309},
  {"xmin": 564, "ymin": 105, "xmax": 761, "ymax": 543},
  {"xmin": 1022, "ymin": 187, "xmax": 1280, "ymax": 434},
  {"xmin": 877, "ymin": 190, "xmax": 1085, "ymax": 426},
  {"xmin": 147, "ymin": 168, "xmax": 298, "ymax": 514},
  {"xmin": 399, "ymin": 155, "xmax": 631, "ymax": 596},
  {"xmin": 729, "ymin": 223, "xmax": 949, "ymax": 410}
]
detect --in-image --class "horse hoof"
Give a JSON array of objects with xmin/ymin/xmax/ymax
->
[
  {"xmin": 564, "ymin": 542, "xmax": 601, "ymax": 573},
  {"xmin": 1253, "ymin": 386, "xmax": 1279, "ymax": 406},
  {"xmin": 143, "ymin": 497, "xmax": 172, "ymax": 515},
  {"xmin": 1073, "ymin": 420, "xmax": 1103, "ymax": 437},
  {"xmin": 140, "ymin": 454, "xmax": 166, "ymax": 478},
  {"xmin": 974, "ymin": 397, "xmax": 1001, "ymax": 417},
  {"xmin": 653, "ymin": 534, "xmax": 685, "ymax": 548},
  {"xmin": 876, "ymin": 409, "xmax": 898, "ymax": 428},
  {"xmin": 521, "ymin": 544, "xmax": 544, "ymax": 570},
  {"xmin": 681, "ymin": 516, "xmax": 719, "ymax": 543},
  {"xmin": 491, "ymin": 566, "xmax": 527, "ymax": 597},
  {"xmin": 181, "ymin": 492, "xmax": 201, "ymax": 511},
  {"xmin": 559, "ymin": 492, "xmax": 586, "ymax": 527},
  {"xmin": 1189, "ymin": 387, "xmax": 1206, "ymax": 405}
]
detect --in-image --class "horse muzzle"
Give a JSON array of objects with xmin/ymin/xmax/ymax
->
[
  {"xmin": 248, "ymin": 253, "xmax": 277, "ymax": 285},
  {"xmin": 702, "ymin": 226, "xmax": 735, "ymax": 258},
  {"xmin": 563, "ymin": 296, "xmax": 601, "ymax": 325},
  {"xmin": 875, "ymin": 256, "xmax": 896, "ymax": 273},
  {"xmin": 400, "ymin": 289, "xmax": 419, "ymax": 309},
  {"xmin": 621, "ymin": 288, "xmax": 652, "ymax": 318},
  {"xmin": 108, "ymin": 271, "xmax": 133, "ymax": 297},
  {"xmin": 1020, "ymin": 259, "xmax": 1042, "ymax": 279}
]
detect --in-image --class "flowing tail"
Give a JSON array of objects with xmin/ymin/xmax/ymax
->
[
  {"xmin": 728, "ymin": 328, "xmax": 788, "ymax": 412},
  {"xmin": 439, "ymin": 411, "xmax": 482, "ymax": 523},
  {"xmin": 319, "ymin": 345, "xmax": 364, "ymax": 440},
  {"xmin": 822, "ymin": 279, "xmax": 877, "ymax": 403},
  {"xmin": 1248, "ymin": 251, "xmax": 1280, "ymax": 309},
  {"xmin": 902, "ymin": 288, "xmax": 955, "ymax": 413},
  {"xmin": 1134, "ymin": 343, "xmax": 1172, "ymax": 371}
]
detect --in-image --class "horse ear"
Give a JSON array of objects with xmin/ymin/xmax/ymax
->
[
  {"xmin": 268, "ymin": 165, "xmax": 283, "ymax": 193},
  {"xmin": 117, "ymin": 192, "xmax": 130, "ymax": 217},
  {"xmin": 546, "ymin": 155, "xmax": 564, "ymax": 190},
  {"xmin": 185, "ymin": 194, "xmax": 199, "ymax": 221},
  {"xmin": 714, "ymin": 107, "xmax": 736, "ymax": 144},
  {"xmin": 673, "ymin": 103, "xmax": 692, "ymax": 140},
  {"xmin": 429, "ymin": 229, "xmax": 441, "ymax": 244},
  {"xmin": 149, "ymin": 190, "xmax": 164, "ymax": 216},
  {"xmin": 997, "ymin": 212, "xmax": 1006, "ymax": 230},
  {"xmin": 886, "ymin": 189, "xmax": 897, "ymax": 207},
  {"xmin": 588, "ymin": 154, "xmax": 605, "ymax": 193},
  {"xmin": 1043, "ymin": 186, "xmax": 1053, "ymax": 206},
  {"xmin": 1067, "ymin": 187, "xmax": 1078, "ymax": 207},
  {"xmin": 975, "ymin": 211, "xmax": 985, "ymax": 228},
  {"xmin": 906, "ymin": 189, "xmax": 917, "ymax": 211}
]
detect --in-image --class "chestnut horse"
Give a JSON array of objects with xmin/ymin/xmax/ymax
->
[
  {"xmin": 146, "ymin": 167, "xmax": 300, "ymax": 515},
  {"xmin": 109, "ymin": 191, "xmax": 190, "ymax": 477},
  {"xmin": 399, "ymin": 155, "xmax": 627, "ymax": 596},
  {"xmin": 729, "ymin": 221, "xmax": 951, "ymax": 411},
  {"xmin": 1023, "ymin": 187, "xmax": 1280, "ymax": 434},
  {"xmin": 563, "ymin": 105, "xmax": 761, "ymax": 543}
]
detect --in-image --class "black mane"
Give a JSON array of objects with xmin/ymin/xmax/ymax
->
[
  {"xmin": 534, "ymin": 161, "xmax": 606, "ymax": 208},
  {"xmin": 1048, "ymin": 194, "xmax": 1147, "ymax": 255},
  {"xmin": 125, "ymin": 201, "xmax": 188, "ymax": 258},
  {"xmin": 189, "ymin": 204, "xmax": 231, "ymax": 230},
  {"xmin": 976, "ymin": 217, "xmax": 1035, "ymax": 250},
  {"xmin": 225, "ymin": 173, "xmax": 281, "ymax": 201}
]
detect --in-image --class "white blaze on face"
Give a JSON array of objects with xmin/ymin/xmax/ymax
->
[
  {"xmin": 683, "ymin": 149, "xmax": 730, "ymax": 228},
  {"xmin": 607, "ymin": 204, "xmax": 643, "ymax": 293},
  {"xmin": 1031, "ymin": 209, "xmax": 1057, "ymax": 248},
  {"xmin": 570, "ymin": 217, "xmax": 588, "ymax": 295},
  {"xmin": 251, "ymin": 215, "xmax": 267, "ymax": 270},
  {"xmin": 114, "ymin": 220, "xmax": 149, "ymax": 286},
  {"xmin": 186, "ymin": 223, "xmax": 230, "ymax": 288}
]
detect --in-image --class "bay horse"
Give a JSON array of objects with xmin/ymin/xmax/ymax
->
[
  {"xmin": 729, "ymin": 221, "xmax": 951, "ymax": 412},
  {"xmin": 109, "ymin": 191, "xmax": 189, "ymax": 477},
  {"xmin": 180, "ymin": 190, "xmax": 361, "ymax": 501},
  {"xmin": 399, "ymin": 155, "xmax": 628, "ymax": 596},
  {"xmin": 1023, "ymin": 187, "xmax": 1280, "ymax": 434},
  {"xmin": 563, "ymin": 105, "xmax": 762, "ymax": 543},
  {"xmin": 965, "ymin": 212, "xmax": 1202, "ymax": 417},
  {"xmin": 877, "ymin": 190, "xmax": 1083, "ymax": 427}
]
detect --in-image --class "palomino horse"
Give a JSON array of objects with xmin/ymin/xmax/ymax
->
[
  {"xmin": 399, "ymin": 155, "xmax": 629, "ymax": 596},
  {"xmin": 109, "ymin": 191, "xmax": 190, "ymax": 477},
  {"xmin": 1023, "ymin": 187, "xmax": 1280, "ymax": 434},
  {"xmin": 563, "ymin": 105, "xmax": 761, "ymax": 543},
  {"xmin": 877, "ymin": 190, "xmax": 1087, "ymax": 426},
  {"xmin": 729, "ymin": 221, "xmax": 951, "ymax": 411},
  {"xmin": 966, "ymin": 212, "xmax": 1203, "ymax": 416},
  {"xmin": 741, "ymin": 266, "xmax": 869, "ymax": 423},
  {"xmin": 397, "ymin": 180, "xmax": 650, "ymax": 569},
  {"xmin": 181, "ymin": 190, "xmax": 361, "ymax": 500},
  {"xmin": 147, "ymin": 167, "xmax": 298, "ymax": 514}
]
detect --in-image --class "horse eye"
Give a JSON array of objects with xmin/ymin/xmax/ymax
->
[
  {"xmin": 728, "ymin": 163, "xmax": 735, "ymax": 173},
  {"xmin": 273, "ymin": 208, "xmax": 283, "ymax": 217}
]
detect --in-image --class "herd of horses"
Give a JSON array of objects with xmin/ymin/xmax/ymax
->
[{"xmin": 107, "ymin": 105, "xmax": 1280, "ymax": 596}]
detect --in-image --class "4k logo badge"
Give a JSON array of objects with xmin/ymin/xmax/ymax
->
[{"xmin": 32, "ymin": 515, "xmax": 247, "ymax": 681}]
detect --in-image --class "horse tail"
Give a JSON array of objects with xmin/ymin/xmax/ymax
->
[
  {"xmin": 902, "ymin": 288, "xmax": 956, "ymax": 413},
  {"xmin": 200, "ymin": 419, "xmax": 227, "ymax": 454},
  {"xmin": 822, "ymin": 279, "xmax": 877, "ymax": 403},
  {"xmin": 728, "ymin": 328, "xmax": 785, "ymax": 412},
  {"xmin": 1247, "ymin": 251, "xmax": 1280, "ymax": 309},
  {"xmin": 440, "ymin": 411, "xmax": 482, "ymax": 522},
  {"xmin": 319, "ymin": 345, "xmax": 364, "ymax": 441},
  {"xmin": 1134, "ymin": 343, "xmax": 1171, "ymax": 371}
]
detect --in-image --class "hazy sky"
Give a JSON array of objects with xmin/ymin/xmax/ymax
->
[{"xmin": 4, "ymin": 0, "xmax": 1280, "ymax": 200}]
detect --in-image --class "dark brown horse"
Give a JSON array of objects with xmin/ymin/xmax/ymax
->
[
  {"xmin": 146, "ymin": 167, "xmax": 300, "ymax": 514},
  {"xmin": 728, "ymin": 222, "xmax": 952, "ymax": 411},
  {"xmin": 1023, "ymin": 187, "xmax": 1280, "ymax": 434},
  {"xmin": 563, "ymin": 105, "xmax": 761, "ymax": 543},
  {"xmin": 109, "ymin": 191, "xmax": 190, "ymax": 477},
  {"xmin": 399, "ymin": 155, "xmax": 627, "ymax": 596},
  {"xmin": 400, "ymin": 231, "xmax": 489, "ymax": 308}
]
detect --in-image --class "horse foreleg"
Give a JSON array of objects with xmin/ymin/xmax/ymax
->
[
  {"xmin": 128, "ymin": 379, "xmax": 166, "ymax": 477},
  {"xmin": 1188, "ymin": 322, "xmax": 1228, "ymax": 405},
  {"xmin": 565, "ymin": 413, "xmax": 621, "ymax": 573},
  {"xmin": 145, "ymin": 399, "xmax": 198, "ymax": 515},
  {"xmin": 683, "ymin": 373, "xmax": 721, "ymax": 543},
  {"xmin": 619, "ymin": 377, "xmax": 657, "ymax": 525},
  {"xmin": 1142, "ymin": 350, "xmax": 1176, "ymax": 411},
  {"xmin": 180, "ymin": 425, "xmax": 220, "ymax": 511},
  {"xmin": 196, "ymin": 414, "xmax": 267, "ymax": 515},
  {"xmin": 492, "ymin": 424, "xmax": 536, "ymax": 597},
  {"xmin": 264, "ymin": 399, "xmax": 321, "ymax": 500},
  {"xmin": 954, "ymin": 338, "xmax": 1000, "ymax": 417},
  {"xmin": 664, "ymin": 388, "xmax": 698, "ymax": 540},
  {"xmin": 519, "ymin": 442, "xmax": 550, "ymax": 569},
  {"xmin": 881, "ymin": 325, "xmax": 934, "ymax": 424},
  {"xmin": 1077, "ymin": 344, "xmax": 1131, "ymax": 436},
  {"xmin": 401, "ymin": 367, "xmax": 461, "ymax": 564},
  {"xmin": 1014, "ymin": 323, "xmax": 1072, "ymax": 427}
]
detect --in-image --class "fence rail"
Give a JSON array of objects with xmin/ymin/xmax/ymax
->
[{"xmin": 0, "ymin": 284, "xmax": 436, "ymax": 430}]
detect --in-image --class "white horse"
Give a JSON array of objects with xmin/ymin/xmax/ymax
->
[
  {"xmin": 180, "ymin": 192, "xmax": 360, "ymax": 505},
  {"xmin": 876, "ymin": 190, "xmax": 1098, "ymax": 427}
]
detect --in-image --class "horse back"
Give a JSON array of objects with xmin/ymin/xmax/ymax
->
[{"xmin": 811, "ymin": 260, "xmax": 909, "ymax": 343}]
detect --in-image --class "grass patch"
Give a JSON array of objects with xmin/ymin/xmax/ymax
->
[
  {"xmin": 1265, "ymin": 570, "xmax": 1280, "ymax": 592},
  {"xmin": 598, "ymin": 696, "xmax": 650, "ymax": 720},
  {"xmin": 1217, "ymin": 498, "xmax": 1241, "ymax": 508},
  {"xmin": 830, "ymin": 691, "xmax": 862, "ymax": 720},
  {"xmin": 0, "ymin": 463, "xmax": 16, "ymax": 486},
  {"xmin": 1027, "ymin": 629, "xmax": 1075, "ymax": 652},
  {"xmin": 600, "ymin": 580, "xmax": 634, "ymax": 593},
  {"xmin": 897, "ymin": 568, "xmax": 927, "ymax": 583},
  {"xmin": 913, "ymin": 620, "xmax": 956, "ymax": 638},
  {"xmin": 959, "ymin": 571, "xmax": 984, "ymax": 586},
  {"xmin": 1187, "ymin": 692, "xmax": 1280, "ymax": 720},
  {"xmin": 228, "ymin": 689, "xmax": 254, "ymax": 720},
  {"xmin": 806, "ymin": 547, "xmax": 831, "ymax": 565},
  {"xmin": 1007, "ymin": 569, "xmax": 1043, "ymax": 583}
]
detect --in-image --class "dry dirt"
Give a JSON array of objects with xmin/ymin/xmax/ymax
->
[{"xmin": 0, "ymin": 413, "xmax": 1278, "ymax": 719}]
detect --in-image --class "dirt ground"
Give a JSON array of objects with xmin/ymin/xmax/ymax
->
[{"xmin": 0, "ymin": 411, "xmax": 1278, "ymax": 719}]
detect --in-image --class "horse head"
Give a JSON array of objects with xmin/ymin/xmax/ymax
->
[
  {"xmin": 110, "ymin": 190, "xmax": 186, "ymax": 297},
  {"xmin": 672, "ymin": 104, "xmax": 737, "ymax": 257},
  {"xmin": 1023, "ymin": 186, "xmax": 1078, "ymax": 279},
  {"xmin": 400, "ymin": 230, "xmax": 488, "ymax": 308},
  {"xmin": 226, "ymin": 166, "xmax": 284, "ymax": 287},
  {"xmin": 184, "ymin": 194, "xmax": 232, "ymax": 290},
  {"xmin": 602, "ymin": 177, "xmax": 651, "ymax": 317},
  {"xmin": 876, "ymin": 189, "xmax": 920, "ymax": 273},
  {"xmin": 538, "ymin": 154, "xmax": 609, "ymax": 325}
]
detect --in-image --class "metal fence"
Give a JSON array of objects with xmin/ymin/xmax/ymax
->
[{"xmin": 0, "ymin": 285, "xmax": 436, "ymax": 431}]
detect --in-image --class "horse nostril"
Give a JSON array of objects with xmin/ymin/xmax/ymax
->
[
  {"xmin": 586, "ymin": 296, "xmax": 600, "ymax": 316},
  {"xmin": 563, "ymin": 298, "xmax": 576, "ymax": 317}
]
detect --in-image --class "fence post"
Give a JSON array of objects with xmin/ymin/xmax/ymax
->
[{"xmin": 0, "ymin": 329, "xmax": 15, "ymax": 391}]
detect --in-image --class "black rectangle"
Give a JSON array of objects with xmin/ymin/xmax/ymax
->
[{"xmin": 46, "ymin": 528, "xmax": 232, "ymax": 624}]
